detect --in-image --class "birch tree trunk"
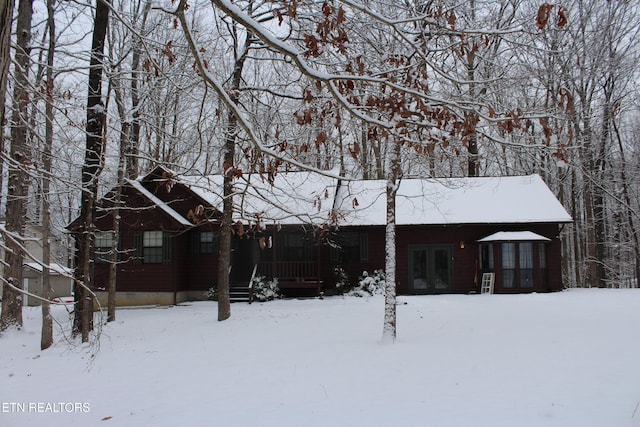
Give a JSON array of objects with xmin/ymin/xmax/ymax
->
[{"xmin": 382, "ymin": 138, "xmax": 401, "ymax": 343}]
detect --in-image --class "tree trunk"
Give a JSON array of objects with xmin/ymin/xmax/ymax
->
[
  {"xmin": 592, "ymin": 96, "xmax": 610, "ymax": 287},
  {"xmin": 73, "ymin": 0, "xmax": 110, "ymax": 341},
  {"xmin": 382, "ymin": 138, "xmax": 400, "ymax": 343},
  {"xmin": 0, "ymin": 0, "xmax": 32, "ymax": 331},
  {"xmin": 40, "ymin": 0, "xmax": 56, "ymax": 350},
  {"xmin": 0, "ymin": 0, "xmax": 13, "ymax": 118},
  {"xmin": 0, "ymin": 0, "xmax": 15, "ymax": 209},
  {"xmin": 217, "ymin": 180, "xmax": 232, "ymax": 321},
  {"xmin": 217, "ymin": 32, "xmax": 253, "ymax": 322},
  {"xmin": 126, "ymin": 0, "xmax": 151, "ymax": 179},
  {"xmin": 108, "ymin": 74, "xmax": 130, "ymax": 322},
  {"xmin": 612, "ymin": 116, "xmax": 640, "ymax": 288},
  {"xmin": 464, "ymin": 0, "xmax": 480, "ymax": 177},
  {"xmin": 108, "ymin": 124, "xmax": 126, "ymax": 322}
]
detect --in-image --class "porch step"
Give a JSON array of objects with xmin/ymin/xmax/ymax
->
[{"xmin": 229, "ymin": 284, "xmax": 253, "ymax": 303}]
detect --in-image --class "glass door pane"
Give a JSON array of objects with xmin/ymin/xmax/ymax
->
[
  {"xmin": 409, "ymin": 245, "xmax": 453, "ymax": 294},
  {"xmin": 432, "ymin": 248, "xmax": 452, "ymax": 291},
  {"xmin": 410, "ymin": 248, "xmax": 428, "ymax": 291}
]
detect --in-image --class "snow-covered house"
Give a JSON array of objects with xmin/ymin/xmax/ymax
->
[{"xmin": 68, "ymin": 166, "xmax": 572, "ymax": 306}]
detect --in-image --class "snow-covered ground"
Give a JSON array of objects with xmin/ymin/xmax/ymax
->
[{"xmin": 1, "ymin": 289, "xmax": 639, "ymax": 427}]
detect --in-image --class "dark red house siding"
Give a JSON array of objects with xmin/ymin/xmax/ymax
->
[
  {"xmin": 335, "ymin": 223, "xmax": 564, "ymax": 295},
  {"xmin": 90, "ymin": 181, "xmax": 218, "ymax": 300}
]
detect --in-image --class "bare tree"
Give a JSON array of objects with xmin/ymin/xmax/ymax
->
[
  {"xmin": 215, "ymin": 29, "xmax": 255, "ymax": 321},
  {"xmin": 40, "ymin": 0, "xmax": 56, "ymax": 350},
  {"xmin": 530, "ymin": 0, "xmax": 640, "ymax": 289},
  {"xmin": 1, "ymin": 0, "xmax": 33, "ymax": 331},
  {"xmin": 166, "ymin": 0, "xmax": 519, "ymax": 338},
  {"xmin": 107, "ymin": 74, "xmax": 129, "ymax": 323},
  {"xmin": 0, "ymin": 0, "xmax": 14, "ymax": 202},
  {"xmin": 73, "ymin": 0, "xmax": 111, "ymax": 341}
]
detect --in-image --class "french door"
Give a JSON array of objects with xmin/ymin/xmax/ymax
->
[{"xmin": 408, "ymin": 245, "xmax": 453, "ymax": 294}]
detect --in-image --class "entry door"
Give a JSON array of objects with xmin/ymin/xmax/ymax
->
[
  {"xmin": 233, "ymin": 238, "xmax": 260, "ymax": 284},
  {"xmin": 408, "ymin": 245, "xmax": 453, "ymax": 294}
]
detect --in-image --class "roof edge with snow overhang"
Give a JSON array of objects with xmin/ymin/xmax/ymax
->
[
  {"xmin": 24, "ymin": 262, "xmax": 73, "ymax": 275},
  {"xmin": 127, "ymin": 179, "xmax": 193, "ymax": 227}
]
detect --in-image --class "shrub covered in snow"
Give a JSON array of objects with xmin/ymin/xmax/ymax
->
[
  {"xmin": 347, "ymin": 270, "xmax": 385, "ymax": 297},
  {"xmin": 333, "ymin": 266, "xmax": 351, "ymax": 294},
  {"xmin": 252, "ymin": 276, "xmax": 280, "ymax": 302},
  {"xmin": 204, "ymin": 286, "xmax": 217, "ymax": 301}
]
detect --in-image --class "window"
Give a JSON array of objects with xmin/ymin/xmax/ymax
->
[
  {"xmin": 276, "ymin": 232, "xmax": 313, "ymax": 262},
  {"xmin": 133, "ymin": 231, "xmax": 171, "ymax": 264},
  {"xmin": 330, "ymin": 231, "xmax": 369, "ymax": 264},
  {"xmin": 501, "ymin": 241, "xmax": 542, "ymax": 290},
  {"xmin": 519, "ymin": 242, "xmax": 534, "ymax": 288},
  {"xmin": 539, "ymin": 244, "xmax": 547, "ymax": 289},
  {"xmin": 95, "ymin": 231, "xmax": 114, "ymax": 263},
  {"xmin": 480, "ymin": 243, "xmax": 494, "ymax": 271},
  {"xmin": 199, "ymin": 231, "xmax": 218, "ymax": 254},
  {"xmin": 502, "ymin": 243, "xmax": 516, "ymax": 288},
  {"xmin": 189, "ymin": 231, "xmax": 219, "ymax": 256},
  {"xmin": 143, "ymin": 231, "xmax": 164, "ymax": 264}
]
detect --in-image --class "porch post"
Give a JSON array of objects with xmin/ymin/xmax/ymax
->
[
  {"xmin": 271, "ymin": 225, "xmax": 277, "ymax": 279},
  {"xmin": 316, "ymin": 233, "xmax": 321, "ymax": 286}
]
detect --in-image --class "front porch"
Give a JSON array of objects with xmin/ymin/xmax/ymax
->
[{"xmin": 257, "ymin": 261, "xmax": 324, "ymax": 296}]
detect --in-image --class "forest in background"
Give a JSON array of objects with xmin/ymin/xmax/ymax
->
[{"xmin": 0, "ymin": 0, "xmax": 638, "ymax": 340}]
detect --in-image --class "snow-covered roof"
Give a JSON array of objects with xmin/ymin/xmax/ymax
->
[
  {"xmin": 334, "ymin": 175, "xmax": 572, "ymax": 226},
  {"xmin": 127, "ymin": 179, "xmax": 192, "ymax": 226},
  {"xmin": 140, "ymin": 171, "xmax": 570, "ymax": 228},
  {"xmin": 181, "ymin": 172, "xmax": 338, "ymax": 226},
  {"xmin": 477, "ymin": 231, "xmax": 552, "ymax": 242},
  {"xmin": 24, "ymin": 262, "xmax": 73, "ymax": 275}
]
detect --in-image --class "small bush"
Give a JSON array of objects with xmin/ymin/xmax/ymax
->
[
  {"xmin": 252, "ymin": 276, "xmax": 280, "ymax": 302},
  {"xmin": 204, "ymin": 286, "xmax": 217, "ymax": 301},
  {"xmin": 333, "ymin": 266, "xmax": 352, "ymax": 294},
  {"xmin": 347, "ymin": 270, "xmax": 386, "ymax": 297}
]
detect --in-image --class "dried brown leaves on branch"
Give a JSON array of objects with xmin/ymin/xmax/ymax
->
[{"xmin": 537, "ymin": 3, "xmax": 568, "ymax": 31}]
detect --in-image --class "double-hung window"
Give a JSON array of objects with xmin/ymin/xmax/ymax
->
[
  {"xmin": 199, "ymin": 231, "xmax": 218, "ymax": 254},
  {"xmin": 133, "ymin": 231, "xmax": 171, "ymax": 264},
  {"xmin": 276, "ymin": 232, "xmax": 313, "ymax": 262},
  {"xmin": 143, "ymin": 231, "xmax": 164, "ymax": 264},
  {"xmin": 95, "ymin": 231, "xmax": 114, "ymax": 263},
  {"xmin": 189, "ymin": 231, "xmax": 219, "ymax": 256},
  {"xmin": 330, "ymin": 231, "xmax": 369, "ymax": 264}
]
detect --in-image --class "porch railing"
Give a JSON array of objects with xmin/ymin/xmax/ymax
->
[
  {"xmin": 258, "ymin": 261, "xmax": 318, "ymax": 280},
  {"xmin": 247, "ymin": 264, "xmax": 257, "ymax": 304}
]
